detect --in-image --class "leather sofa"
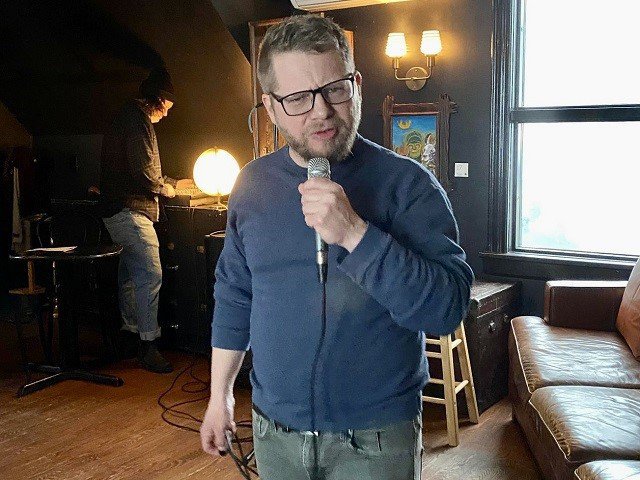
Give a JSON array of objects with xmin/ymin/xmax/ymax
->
[
  {"xmin": 574, "ymin": 460, "xmax": 640, "ymax": 479},
  {"xmin": 508, "ymin": 269, "xmax": 640, "ymax": 480}
]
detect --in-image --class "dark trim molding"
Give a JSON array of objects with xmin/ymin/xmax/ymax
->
[
  {"xmin": 488, "ymin": 0, "xmax": 513, "ymax": 253},
  {"xmin": 480, "ymin": 251, "xmax": 635, "ymax": 281},
  {"xmin": 511, "ymin": 105, "xmax": 640, "ymax": 123}
]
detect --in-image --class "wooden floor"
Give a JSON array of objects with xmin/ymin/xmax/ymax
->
[{"xmin": 0, "ymin": 349, "xmax": 541, "ymax": 480}]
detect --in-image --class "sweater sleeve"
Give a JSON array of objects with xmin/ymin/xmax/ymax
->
[
  {"xmin": 211, "ymin": 193, "xmax": 252, "ymax": 351},
  {"xmin": 337, "ymin": 172, "xmax": 473, "ymax": 336}
]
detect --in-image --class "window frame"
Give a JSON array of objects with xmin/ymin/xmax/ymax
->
[{"xmin": 485, "ymin": 0, "xmax": 638, "ymax": 279}]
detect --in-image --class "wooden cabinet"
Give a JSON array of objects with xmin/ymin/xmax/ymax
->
[{"xmin": 464, "ymin": 281, "xmax": 521, "ymax": 413}]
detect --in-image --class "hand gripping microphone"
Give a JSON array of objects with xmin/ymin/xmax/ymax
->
[{"xmin": 307, "ymin": 157, "xmax": 331, "ymax": 284}]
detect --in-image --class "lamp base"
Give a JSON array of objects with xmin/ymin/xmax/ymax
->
[
  {"xmin": 208, "ymin": 202, "xmax": 228, "ymax": 211},
  {"xmin": 210, "ymin": 194, "xmax": 228, "ymax": 211},
  {"xmin": 405, "ymin": 67, "xmax": 428, "ymax": 91}
]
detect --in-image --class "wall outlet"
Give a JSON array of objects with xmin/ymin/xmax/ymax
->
[{"xmin": 454, "ymin": 163, "xmax": 469, "ymax": 178}]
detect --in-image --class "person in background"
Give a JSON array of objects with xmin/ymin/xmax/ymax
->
[
  {"xmin": 100, "ymin": 66, "xmax": 193, "ymax": 373},
  {"xmin": 200, "ymin": 15, "xmax": 473, "ymax": 480}
]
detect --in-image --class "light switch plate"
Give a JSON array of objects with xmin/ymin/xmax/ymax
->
[{"xmin": 454, "ymin": 163, "xmax": 469, "ymax": 178}]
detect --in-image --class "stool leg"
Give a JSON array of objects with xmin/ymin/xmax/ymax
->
[
  {"xmin": 38, "ymin": 307, "xmax": 53, "ymax": 364},
  {"xmin": 441, "ymin": 334, "xmax": 459, "ymax": 447},
  {"xmin": 13, "ymin": 314, "xmax": 32, "ymax": 384},
  {"xmin": 455, "ymin": 324, "xmax": 479, "ymax": 424}
]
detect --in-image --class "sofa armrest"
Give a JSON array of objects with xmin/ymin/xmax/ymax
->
[{"xmin": 544, "ymin": 280, "xmax": 627, "ymax": 331}]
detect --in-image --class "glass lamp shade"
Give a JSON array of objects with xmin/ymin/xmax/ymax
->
[
  {"xmin": 192, "ymin": 148, "xmax": 240, "ymax": 196},
  {"xmin": 420, "ymin": 30, "xmax": 442, "ymax": 56},
  {"xmin": 385, "ymin": 32, "xmax": 407, "ymax": 58}
]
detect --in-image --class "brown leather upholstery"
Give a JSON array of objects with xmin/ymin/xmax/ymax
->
[
  {"xmin": 530, "ymin": 386, "xmax": 640, "ymax": 464},
  {"xmin": 509, "ymin": 279, "xmax": 640, "ymax": 480},
  {"xmin": 512, "ymin": 397, "xmax": 576, "ymax": 480},
  {"xmin": 575, "ymin": 460, "xmax": 640, "ymax": 480},
  {"xmin": 617, "ymin": 260, "xmax": 640, "ymax": 358},
  {"xmin": 545, "ymin": 281, "xmax": 627, "ymax": 331},
  {"xmin": 510, "ymin": 316, "xmax": 640, "ymax": 403}
]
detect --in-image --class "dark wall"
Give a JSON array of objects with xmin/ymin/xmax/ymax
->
[
  {"xmin": 210, "ymin": 0, "xmax": 295, "ymax": 59},
  {"xmin": 328, "ymin": 0, "xmax": 492, "ymax": 275},
  {"xmin": 0, "ymin": 101, "xmax": 31, "ymax": 148}
]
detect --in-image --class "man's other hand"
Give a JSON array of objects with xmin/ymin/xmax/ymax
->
[
  {"xmin": 200, "ymin": 395, "xmax": 236, "ymax": 457},
  {"xmin": 176, "ymin": 178, "xmax": 196, "ymax": 189},
  {"xmin": 163, "ymin": 184, "xmax": 176, "ymax": 198}
]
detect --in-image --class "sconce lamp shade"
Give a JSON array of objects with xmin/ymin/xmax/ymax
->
[
  {"xmin": 420, "ymin": 30, "xmax": 442, "ymax": 56},
  {"xmin": 385, "ymin": 32, "xmax": 407, "ymax": 58},
  {"xmin": 193, "ymin": 148, "xmax": 240, "ymax": 196}
]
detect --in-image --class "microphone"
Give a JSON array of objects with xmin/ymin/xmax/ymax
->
[{"xmin": 307, "ymin": 157, "xmax": 331, "ymax": 284}]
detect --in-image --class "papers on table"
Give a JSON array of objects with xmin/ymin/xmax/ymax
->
[{"xmin": 27, "ymin": 246, "xmax": 77, "ymax": 253}]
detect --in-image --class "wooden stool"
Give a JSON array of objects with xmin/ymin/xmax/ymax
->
[{"xmin": 422, "ymin": 322, "xmax": 479, "ymax": 447}]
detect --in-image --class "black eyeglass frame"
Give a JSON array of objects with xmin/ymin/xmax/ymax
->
[{"xmin": 269, "ymin": 73, "xmax": 357, "ymax": 116}]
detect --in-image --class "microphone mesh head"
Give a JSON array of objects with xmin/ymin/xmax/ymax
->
[{"xmin": 307, "ymin": 157, "xmax": 331, "ymax": 179}]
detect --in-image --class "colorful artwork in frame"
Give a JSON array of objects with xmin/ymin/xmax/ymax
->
[
  {"xmin": 391, "ymin": 114, "xmax": 438, "ymax": 174},
  {"xmin": 383, "ymin": 94, "xmax": 457, "ymax": 192}
]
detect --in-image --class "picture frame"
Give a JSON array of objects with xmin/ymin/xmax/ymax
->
[{"xmin": 383, "ymin": 94, "xmax": 457, "ymax": 192}]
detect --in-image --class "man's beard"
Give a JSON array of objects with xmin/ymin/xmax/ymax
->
[{"xmin": 278, "ymin": 95, "xmax": 361, "ymax": 163}]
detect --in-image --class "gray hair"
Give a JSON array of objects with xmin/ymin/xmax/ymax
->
[{"xmin": 257, "ymin": 14, "xmax": 354, "ymax": 94}]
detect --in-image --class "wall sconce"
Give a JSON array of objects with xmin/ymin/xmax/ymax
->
[
  {"xmin": 385, "ymin": 30, "xmax": 442, "ymax": 91},
  {"xmin": 193, "ymin": 147, "xmax": 240, "ymax": 210}
]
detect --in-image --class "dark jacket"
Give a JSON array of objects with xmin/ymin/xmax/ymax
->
[{"xmin": 100, "ymin": 100, "xmax": 175, "ymax": 222}]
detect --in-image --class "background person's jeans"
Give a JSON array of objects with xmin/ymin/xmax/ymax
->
[
  {"xmin": 252, "ymin": 409, "xmax": 423, "ymax": 480},
  {"xmin": 103, "ymin": 209, "xmax": 162, "ymax": 341}
]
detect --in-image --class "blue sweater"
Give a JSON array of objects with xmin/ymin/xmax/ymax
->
[{"xmin": 212, "ymin": 135, "xmax": 473, "ymax": 432}]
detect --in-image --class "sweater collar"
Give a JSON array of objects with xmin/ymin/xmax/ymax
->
[{"xmin": 282, "ymin": 134, "xmax": 365, "ymax": 178}]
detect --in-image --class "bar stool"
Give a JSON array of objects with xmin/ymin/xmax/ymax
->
[
  {"xmin": 422, "ymin": 322, "xmax": 479, "ymax": 447},
  {"xmin": 9, "ymin": 260, "xmax": 53, "ymax": 395}
]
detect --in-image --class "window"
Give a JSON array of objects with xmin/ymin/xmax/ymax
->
[{"xmin": 491, "ymin": 0, "xmax": 640, "ymax": 260}]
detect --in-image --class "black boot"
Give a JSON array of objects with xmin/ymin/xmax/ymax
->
[
  {"xmin": 117, "ymin": 330, "xmax": 139, "ymax": 360},
  {"xmin": 138, "ymin": 340, "xmax": 173, "ymax": 373}
]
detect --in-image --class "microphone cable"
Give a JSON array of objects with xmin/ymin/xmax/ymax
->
[
  {"xmin": 156, "ymin": 356, "xmax": 257, "ymax": 479},
  {"xmin": 308, "ymin": 280, "xmax": 328, "ymax": 477}
]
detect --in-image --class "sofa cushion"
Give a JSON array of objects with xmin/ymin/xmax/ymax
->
[
  {"xmin": 511, "ymin": 316, "xmax": 640, "ymax": 399},
  {"xmin": 530, "ymin": 386, "xmax": 640, "ymax": 464},
  {"xmin": 574, "ymin": 460, "xmax": 640, "ymax": 479},
  {"xmin": 617, "ymin": 259, "xmax": 640, "ymax": 358}
]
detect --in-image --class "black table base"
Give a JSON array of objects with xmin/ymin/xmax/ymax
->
[
  {"xmin": 10, "ymin": 244, "xmax": 125, "ymax": 398},
  {"xmin": 18, "ymin": 363, "xmax": 124, "ymax": 397}
]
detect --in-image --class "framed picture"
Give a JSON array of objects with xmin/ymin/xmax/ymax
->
[{"xmin": 383, "ymin": 94, "xmax": 457, "ymax": 192}]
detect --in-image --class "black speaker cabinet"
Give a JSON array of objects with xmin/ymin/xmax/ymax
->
[
  {"xmin": 203, "ymin": 231, "xmax": 225, "ymax": 354},
  {"xmin": 156, "ymin": 206, "xmax": 226, "ymax": 354}
]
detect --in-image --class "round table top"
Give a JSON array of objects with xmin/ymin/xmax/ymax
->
[{"xmin": 9, "ymin": 244, "xmax": 123, "ymax": 262}]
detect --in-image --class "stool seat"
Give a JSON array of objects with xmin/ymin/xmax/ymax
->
[
  {"xmin": 422, "ymin": 322, "xmax": 479, "ymax": 447},
  {"xmin": 9, "ymin": 286, "xmax": 46, "ymax": 296}
]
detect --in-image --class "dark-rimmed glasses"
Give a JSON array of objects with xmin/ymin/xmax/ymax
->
[{"xmin": 270, "ymin": 73, "xmax": 356, "ymax": 116}]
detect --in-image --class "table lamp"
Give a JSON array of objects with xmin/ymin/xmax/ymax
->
[{"xmin": 193, "ymin": 147, "xmax": 240, "ymax": 210}]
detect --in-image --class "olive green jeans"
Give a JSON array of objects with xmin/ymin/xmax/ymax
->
[{"xmin": 252, "ymin": 409, "xmax": 423, "ymax": 480}]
